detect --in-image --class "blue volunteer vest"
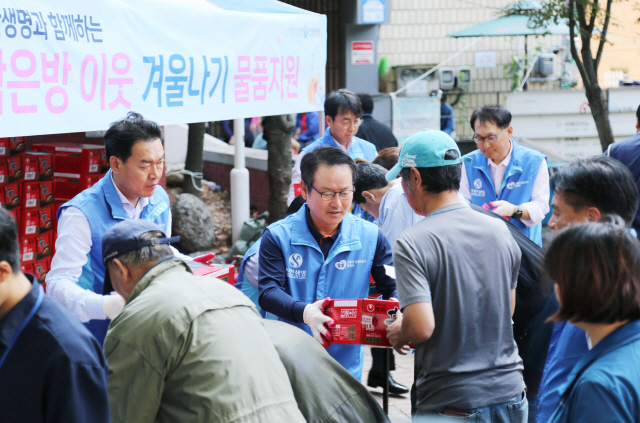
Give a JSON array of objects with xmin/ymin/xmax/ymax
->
[
  {"xmin": 463, "ymin": 140, "xmax": 546, "ymax": 246},
  {"xmin": 266, "ymin": 205, "xmax": 378, "ymax": 380},
  {"xmin": 235, "ymin": 238, "xmax": 263, "ymax": 315},
  {"xmin": 59, "ymin": 170, "xmax": 171, "ymax": 345},
  {"xmin": 302, "ymin": 128, "xmax": 378, "ymax": 162}
]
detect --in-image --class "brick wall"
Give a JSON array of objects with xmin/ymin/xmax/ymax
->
[{"xmin": 203, "ymin": 162, "xmax": 270, "ymax": 213}]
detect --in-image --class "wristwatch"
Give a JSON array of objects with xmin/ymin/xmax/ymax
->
[{"xmin": 511, "ymin": 205, "xmax": 523, "ymax": 219}]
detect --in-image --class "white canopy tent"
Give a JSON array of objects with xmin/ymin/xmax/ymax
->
[{"xmin": 0, "ymin": 0, "xmax": 327, "ymax": 240}]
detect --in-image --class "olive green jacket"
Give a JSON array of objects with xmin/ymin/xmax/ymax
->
[{"xmin": 105, "ymin": 258, "xmax": 305, "ymax": 423}]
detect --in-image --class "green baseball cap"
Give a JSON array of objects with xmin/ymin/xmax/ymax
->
[{"xmin": 385, "ymin": 130, "xmax": 471, "ymax": 181}]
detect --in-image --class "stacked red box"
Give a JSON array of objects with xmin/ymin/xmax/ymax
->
[
  {"xmin": 23, "ymin": 152, "xmax": 54, "ymax": 181},
  {"xmin": 54, "ymin": 172, "xmax": 104, "ymax": 201},
  {"xmin": 324, "ymin": 298, "xmax": 401, "ymax": 347},
  {"xmin": 0, "ymin": 137, "xmax": 27, "ymax": 156}
]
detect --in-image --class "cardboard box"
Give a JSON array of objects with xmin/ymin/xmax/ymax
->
[
  {"xmin": 100, "ymin": 148, "xmax": 109, "ymax": 171},
  {"xmin": 20, "ymin": 237, "xmax": 37, "ymax": 264},
  {"xmin": 0, "ymin": 137, "xmax": 26, "ymax": 156},
  {"xmin": 54, "ymin": 144, "xmax": 103, "ymax": 174},
  {"xmin": 53, "ymin": 172, "xmax": 103, "ymax": 200},
  {"xmin": 0, "ymin": 154, "xmax": 24, "ymax": 183},
  {"xmin": 1, "ymin": 182, "xmax": 22, "ymax": 210},
  {"xmin": 324, "ymin": 299, "xmax": 400, "ymax": 347},
  {"xmin": 24, "ymin": 152, "xmax": 54, "ymax": 181},
  {"xmin": 189, "ymin": 262, "xmax": 236, "ymax": 285},
  {"xmin": 23, "ymin": 181, "xmax": 55, "ymax": 208},
  {"xmin": 36, "ymin": 232, "xmax": 52, "ymax": 260},
  {"xmin": 21, "ymin": 208, "xmax": 40, "ymax": 237},
  {"xmin": 32, "ymin": 257, "xmax": 50, "ymax": 284},
  {"xmin": 39, "ymin": 206, "xmax": 54, "ymax": 233}
]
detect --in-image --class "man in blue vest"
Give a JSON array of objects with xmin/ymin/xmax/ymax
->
[
  {"xmin": 460, "ymin": 106, "xmax": 550, "ymax": 246},
  {"xmin": 260, "ymin": 146, "xmax": 397, "ymax": 381},
  {"xmin": 287, "ymin": 89, "xmax": 378, "ymax": 205},
  {"xmin": 47, "ymin": 112, "xmax": 175, "ymax": 345},
  {"xmin": 605, "ymin": 104, "xmax": 640, "ymax": 233}
]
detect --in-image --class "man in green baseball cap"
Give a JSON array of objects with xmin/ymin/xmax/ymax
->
[{"xmin": 385, "ymin": 129, "xmax": 527, "ymax": 421}]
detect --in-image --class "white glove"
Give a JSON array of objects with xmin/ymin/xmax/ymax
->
[
  {"xmin": 490, "ymin": 200, "xmax": 516, "ymax": 218},
  {"xmin": 303, "ymin": 297, "xmax": 334, "ymax": 348},
  {"xmin": 103, "ymin": 292, "xmax": 125, "ymax": 319}
]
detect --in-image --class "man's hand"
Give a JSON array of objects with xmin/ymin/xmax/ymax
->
[
  {"xmin": 303, "ymin": 297, "xmax": 335, "ymax": 348},
  {"xmin": 386, "ymin": 313, "xmax": 411, "ymax": 355},
  {"xmin": 490, "ymin": 200, "xmax": 516, "ymax": 218},
  {"xmin": 103, "ymin": 292, "xmax": 125, "ymax": 319}
]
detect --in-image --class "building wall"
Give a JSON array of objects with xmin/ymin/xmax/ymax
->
[
  {"xmin": 377, "ymin": 0, "xmax": 570, "ymax": 138},
  {"xmin": 203, "ymin": 162, "xmax": 269, "ymax": 213}
]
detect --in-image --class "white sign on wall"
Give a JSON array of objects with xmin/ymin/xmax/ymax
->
[
  {"xmin": 475, "ymin": 51, "xmax": 497, "ymax": 69},
  {"xmin": 351, "ymin": 41, "xmax": 375, "ymax": 65}
]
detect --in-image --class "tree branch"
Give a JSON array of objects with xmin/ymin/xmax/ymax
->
[
  {"xmin": 569, "ymin": 0, "xmax": 591, "ymax": 87},
  {"xmin": 587, "ymin": 0, "xmax": 598, "ymax": 33},
  {"xmin": 595, "ymin": 0, "xmax": 613, "ymax": 70},
  {"xmin": 576, "ymin": 1, "xmax": 589, "ymax": 35}
]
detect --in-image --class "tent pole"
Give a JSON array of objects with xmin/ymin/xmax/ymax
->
[
  {"xmin": 523, "ymin": 35, "xmax": 528, "ymax": 91},
  {"xmin": 231, "ymin": 118, "xmax": 250, "ymax": 243}
]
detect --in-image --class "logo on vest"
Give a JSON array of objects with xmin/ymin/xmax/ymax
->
[
  {"xmin": 473, "ymin": 179, "xmax": 482, "ymax": 189},
  {"xmin": 335, "ymin": 260, "xmax": 347, "ymax": 270},
  {"xmin": 507, "ymin": 181, "xmax": 529, "ymax": 190},
  {"xmin": 288, "ymin": 253, "xmax": 303, "ymax": 268},
  {"xmin": 335, "ymin": 259, "xmax": 366, "ymax": 270},
  {"xmin": 401, "ymin": 154, "xmax": 417, "ymax": 167}
]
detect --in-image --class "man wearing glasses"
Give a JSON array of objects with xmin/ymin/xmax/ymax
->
[
  {"xmin": 287, "ymin": 89, "xmax": 378, "ymax": 205},
  {"xmin": 459, "ymin": 106, "xmax": 550, "ymax": 246},
  {"xmin": 260, "ymin": 147, "xmax": 397, "ymax": 380}
]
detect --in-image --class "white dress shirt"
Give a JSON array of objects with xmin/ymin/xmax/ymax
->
[
  {"xmin": 47, "ymin": 174, "xmax": 180, "ymax": 322},
  {"xmin": 287, "ymin": 135, "xmax": 356, "ymax": 205},
  {"xmin": 459, "ymin": 141, "xmax": 550, "ymax": 227}
]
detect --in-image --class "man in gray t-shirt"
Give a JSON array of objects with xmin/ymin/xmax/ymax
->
[{"xmin": 385, "ymin": 130, "xmax": 526, "ymax": 421}]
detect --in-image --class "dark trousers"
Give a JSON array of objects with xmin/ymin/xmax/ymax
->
[{"xmin": 369, "ymin": 347, "xmax": 396, "ymax": 374}]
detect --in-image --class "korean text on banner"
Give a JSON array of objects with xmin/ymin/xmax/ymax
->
[{"xmin": 0, "ymin": 0, "xmax": 327, "ymax": 137}]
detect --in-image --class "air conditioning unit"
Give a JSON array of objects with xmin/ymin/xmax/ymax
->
[
  {"xmin": 439, "ymin": 68, "xmax": 455, "ymax": 90},
  {"xmin": 456, "ymin": 67, "xmax": 471, "ymax": 89},
  {"xmin": 537, "ymin": 54, "xmax": 556, "ymax": 76},
  {"xmin": 394, "ymin": 65, "xmax": 439, "ymax": 96}
]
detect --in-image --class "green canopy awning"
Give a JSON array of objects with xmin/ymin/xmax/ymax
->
[{"xmin": 448, "ymin": 14, "xmax": 571, "ymax": 38}]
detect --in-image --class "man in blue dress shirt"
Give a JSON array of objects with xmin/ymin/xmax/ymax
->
[{"xmin": 0, "ymin": 207, "xmax": 109, "ymax": 423}]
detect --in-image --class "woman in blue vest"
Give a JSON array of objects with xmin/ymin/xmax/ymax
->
[
  {"xmin": 460, "ymin": 106, "xmax": 550, "ymax": 247},
  {"xmin": 544, "ymin": 220, "xmax": 640, "ymax": 423},
  {"xmin": 259, "ymin": 147, "xmax": 397, "ymax": 381},
  {"xmin": 47, "ymin": 112, "xmax": 174, "ymax": 345},
  {"xmin": 287, "ymin": 89, "xmax": 378, "ymax": 205}
]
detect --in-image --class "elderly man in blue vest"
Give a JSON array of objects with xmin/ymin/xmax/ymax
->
[
  {"xmin": 460, "ymin": 106, "xmax": 550, "ymax": 246},
  {"xmin": 260, "ymin": 147, "xmax": 397, "ymax": 380},
  {"xmin": 287, "ymin": 89, "xmax": 378, "ymax": 206},
  {"xmin": 47, "ymin": 112, "xmax": 178, "ymax": 345}
]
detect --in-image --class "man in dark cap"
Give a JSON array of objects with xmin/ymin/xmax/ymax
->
[{"xmin": 102, "ymin": 220, "xmax": 305, "ymax": 423}]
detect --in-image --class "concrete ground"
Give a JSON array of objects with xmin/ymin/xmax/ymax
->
[{"xmin": 362, "ymin": 346, "xmax": 413, "ymax": 423}]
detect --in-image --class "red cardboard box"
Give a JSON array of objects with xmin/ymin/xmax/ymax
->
[
  {"xmin": 5, "ymin": 207, "xmax": 20, "ymax": 228},
  {"xmin": 39, "ymin": 206, "xmax": 54, "ymax": 233},
  {"xmin": 0, "ymin": 154, "xmax": 24, "ymax": 183},
  {"xmin": 32, "ymin": 257, "xmax": 50, "ymax": 284},
  {"xmin": 54, "ymin": 144, "xmax": 103, "ymax": 174},
  {"xmin": 36, "ymin": 232, "xmax": 52, "ymax": 260},
  {"xmin": 23, "ymin": 181, "xmax": 55, "ymax": 208},
  {"xmin": 29, "ymin": 142, "xmax": 58, "ymax": 154},
  {"xmin": 24, "ymin": 152, "xmax": 54, "ymax": 181},
  {"xmin": 324, "ymin": 299, "xmax": 363, "ymax": 344},
  {"xmin": 53, "ymin": 172, "xmax": 103, "ymax": 200},
  {"xmin": 20, "ymin": 237, "xmax": 37, "ymax": 264},
  {"xmin": 1, "ymin": 182, "xmax": 22, "ymax": 210},
  {"xmin": 100, "ymin": 148, "xmax": 109, "ymax": 171},
  {"xmin": 21, "ymin": 208, "xmax": 40, "ymax": 237},
  {"xmin": 325, "ymin": 299, "xmax": 400, "ymax": 347},
  {"xmin": 0, "ymin": 137, "xmax": 26, "ymax": 156},
  {"xmin": 189, "ymin": 262, "xmax": 236, "ymax": 285}
]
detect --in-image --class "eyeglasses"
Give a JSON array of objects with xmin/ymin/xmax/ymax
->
[
  {"xmin": 310, "ymin": 185, "xmax": 355, "ymax": 201},
  {"xmin": 473, "ymin": 127, "xmax": 508, "ymax": 145},
  {"xmin": 337, "ymin": 118, "xmax": 363, "ymax": 130}
]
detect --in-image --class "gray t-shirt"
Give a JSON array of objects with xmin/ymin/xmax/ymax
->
[{"xmin": 394, "ymin": 203, "xmax": 524, "ymax": 412}]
